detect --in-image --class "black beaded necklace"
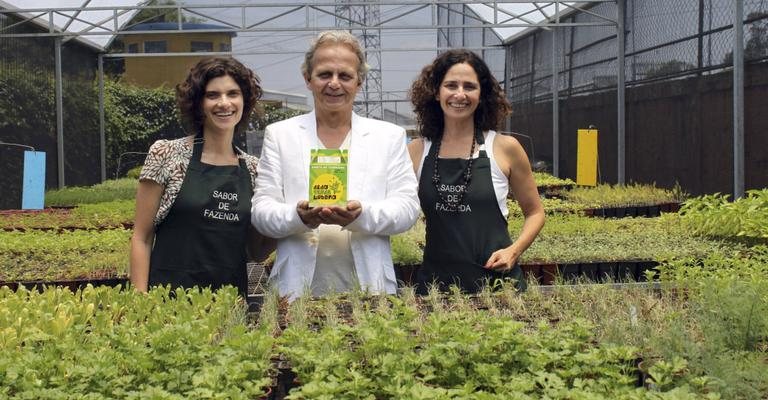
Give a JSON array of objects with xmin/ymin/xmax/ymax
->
[{"xmin": 431, "ymin": 128, "xmax": 481, "ymax": 210}]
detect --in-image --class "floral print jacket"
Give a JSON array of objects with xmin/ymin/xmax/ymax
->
[{"xmin": 139, "ymin": 136, "xmax": 259, "ymax": 226}]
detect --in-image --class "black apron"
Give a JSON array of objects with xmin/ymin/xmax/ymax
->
[
  {"xmin": 149, "ymin": 138, "xmax": 252, "ymax": 295},
  {"xmin": 416, "ymin": 131, "xmax": 526, "ymax": 294}
]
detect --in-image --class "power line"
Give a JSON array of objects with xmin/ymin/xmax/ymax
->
[{"xmin": 250, "ymin": 53, "xmax": 304, "ymax": 70}]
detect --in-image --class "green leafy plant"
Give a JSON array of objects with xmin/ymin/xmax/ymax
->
[
  {"xmin": 533, "ymin": 172, "xmax": 576, "ymax": 187},
  {"xmin": 391, "ymin": 217, "xmax": 425, "ymax": 265},
  {"xmin": 0, "ymin": 228, "xmax": 131, "ymax": 282},
  {"xmin": 276, "ymin": 290, "xmax": 713, "ymax": 399},
  {"xmin": 125, "ymin": 166, "xmax": 143, "ymax": 179},
  {"xmin": 678, "ymin": 189, "xmax": 768, "ymax": 239},
  {"xmin": 389, "ymin": 211, "xmax": 740, "ymax": 268},
  {"xmin": 0, "ymin": 200, "xmax": 135, "ymax": 231},
  {"xmin": 103, "ymin": 80, "xmax": 181, "ymax": 177},
  {"xmin": 251, "ymin": 102, "xmax": 305, "ymax": 131},
  {"xmin": 515, "ymin": 213, "xmax": 737, "ymax": 264},
  {"xmin": 507, "ymin": 197, "xmax": 594, "ymax": 217},
  {"xmin": 45, "ymin": 178, "xmax": 138, "ymax": 206},
  {"xmin": 563, "ymin": 183, "xmax": 687, "ymax": 208},
  {"xmin": 0, "ymin": 285, "xmax": 275, "ymax": 398}
]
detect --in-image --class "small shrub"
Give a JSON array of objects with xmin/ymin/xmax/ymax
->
[
  {"xmin": 125, "ymin": 165, "xmax": 142, "ymax": 179},
  {"xmin": 45, "ymin": 178, "xmax": 138, "ymax": 206}
]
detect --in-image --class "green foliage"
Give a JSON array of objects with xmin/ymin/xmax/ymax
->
[
  {"xmin": 0, "ymin": 285, "xmax": 274, "ymax": 398},
  {"xmin": 275, "ymin": 291, "xmax": 714, "ymax": 399},
  {"xmin": 650, "ymin": 248, "xmax": 768, "ymax": 397},
  {"xmin": 723, "ymin": 12, "xmax": 768, "ymax": 64},
  {"xmin": 4, "ymin": 264, "xmax": 766, "ymax": 398},
  {"xmin": 393, "ymin": 209, "xmax": 738, "ymax": 266},
  {"xmin": 533, "ymin": 172, "xmax": 575, "ymax": 187},
  {"xmin": 390, "ymin": 218, "xmax": 425, "ymax": 265},
  {"xmin": 0, "ymin": 229, "xmax": 130, "ymax": 282},
  {"xmin": 2, "ymin": 65, "xmax": 305, "ymax": 185},
  {"xmin": 0, "ymin": 67, "xmax": 55, "ymax": 133},
  {"xmin": 744, "ymin": 12, "xmax": 768, "ymax": 60},
  {"xmin": 678, "ymin": 189, "xmax": 768, "ymax": 239},
  {"xmin": 518, "ymin": 213, "xmax": 738, "ymax": 264},
  {"xmin": 125, "ymin": 166, "xmax": 143, "ymax": 179},
  {"xmin": 0, "ymin": 200, "xmax": 135, "ymax": 231},
  {"xmin": 251, "ymin": 102, "xmax": 305, "ymax": 130},
  {"xmin": 563, "ymin": 183, "xmax": 687, "ymax": 208},
  {"xmin": 45, "ymin": 178, "xmax": 138, "ymax": 206},
  {"xmin": 130, "ymin": 0, "xmax": 204, "ymax": 24},
  {"xmin": 277, "ymin": 287, "xmax": 719, "ymax": 399},
  {"xmin": 644, "ymin": 60, "xmax": 695, "ymax": 79},
  {"xmin": 479, "ymin": 278, "xmax": 761, "ymax": 399},
  {"xmin": 0, "ymin": 63, "xmax": 100, "ymax": 193},
  {"xmin": 508, "ymin": 197, "xmax": 591, "ymax": 216},
  {"xmin": 102, "ymin": 82, "xmax": 304, "ymax": 176},
  {"xmin": 0, "ymin": 67, "xmax": 175, "ymax": 181},
  {"xmin": 0, "ymin": 62, "xmax": 99, "ymax": 185},
  {"xmin": 103, "ymin": 80, "xmax": 181, "ymax": 176}
]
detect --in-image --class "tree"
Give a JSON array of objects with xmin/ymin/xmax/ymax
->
[
  {"xmin": 744, "ymin": 12, "xmax": 768, "ymax": 60},
  {"xmin": 131, "ymin": 0, "xmax": 203, "ymax": 25},
  {"xmin": 644, "ymin": 60, "xmax": 695, "ymax": 79},
  {"xmin": 722, "ymin": 12, "xmax": 768, "ymax": 64}
]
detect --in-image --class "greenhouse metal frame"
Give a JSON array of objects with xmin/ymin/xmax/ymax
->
[{"xmin": 0, "ymin": 1, "xmax": 748, "ymax": 197}]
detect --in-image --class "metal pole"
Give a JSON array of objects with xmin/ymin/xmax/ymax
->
[
  {"xmin": 505, "ymin": 44, "xmax": 512, "ymax": 131},
  {"xmin": 733, "ymin": 0, "xmax": 744, "ymax": 198},
  {"xmin": 552, "ymin": 4, "xmax": 560, "ymax": 177},
  {"xmin": 55, "ymin": 37, "xmax": 65, "ymax": 188},
  {"xmin": 617, "ymin": 0, "xmax": 626, "ymax": 184},
  {"xmin": 98, "ymin": 53, "xmax": 106, "ymax": 182},
  {"xmin": 697, "ymin": 0, "xmax": 704, "ymax": 72}
]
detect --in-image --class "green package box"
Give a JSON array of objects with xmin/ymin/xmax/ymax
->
[{"xmin": 308, "ymin": 148, "xmax": 348, "ymax": 207}]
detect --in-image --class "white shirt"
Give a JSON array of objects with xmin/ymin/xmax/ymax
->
[{"xmin": 311, "ymin": 133, "xmax": 357, "ymax": 296}]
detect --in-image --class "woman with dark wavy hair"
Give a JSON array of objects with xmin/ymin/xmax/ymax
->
[
  {"xmin": 130, "ymin": 57, "xmax": 273, "ymax": 295},
  {"xmin": 408, "ymin": 49, "xmax": 544, "ymax": 294}
]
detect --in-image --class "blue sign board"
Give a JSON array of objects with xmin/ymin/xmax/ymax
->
[{"xmin": 22, "ymin": 151, "xmax": 46, "ymax": 210}]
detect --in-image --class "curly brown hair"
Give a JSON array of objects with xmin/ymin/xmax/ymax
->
[
  {"xmin": 409, "ymin": 49, "xmax": 511, "ymax": 140},
  {"xmin": 176, "ymin": 57, "xmax": 262, "ymax": 135}
]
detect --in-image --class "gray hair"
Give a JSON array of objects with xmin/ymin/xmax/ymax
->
[{"xmin": 301, "ymin": 30, "xmax": 370, "ymax": 84}]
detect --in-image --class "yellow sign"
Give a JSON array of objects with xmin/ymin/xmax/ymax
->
[{"xmin": 576, "ymin": 128, "xmax": 598, "ymax": 186}]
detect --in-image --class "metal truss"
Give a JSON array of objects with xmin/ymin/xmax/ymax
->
[
  {"xmin": 335, "ymin": 0, "xmax": 384, "ymax": 119},
  {"xmin": 1, "ymin": 2, "xmax": 617, "ymax": 47},
  {"xmin": 0, "ymin": 1, "xmax": 621, "ymax": 187}
]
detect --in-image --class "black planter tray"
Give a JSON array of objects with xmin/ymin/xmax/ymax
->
[
  {"xmin": 536, "ymin": 281, "xmax": 663, "ymax": 294},
  {"xmin": 394, "ymin": 260, "xmax": 658, "ymax": 288},
  {"xmin": 0, "ymin": 276, "xmax": 128, "ymax": 292},
  {"xmin": 583, "ymin": 202, "xmax": 681, "ymax": 218},
  {"xmin": 394, "ymin": 264, "xmax": 420, "ymax": 287},
  {"xmin": 521, "ymin": 260, "xmax": 659, "ymax": 284},
  {"xmin": 537, "ymin": 184, "xmax": 575, "ymax": 198},
  {"xmin": 2, "ymin": 222, "xmax": 134, "ymax": 232}
]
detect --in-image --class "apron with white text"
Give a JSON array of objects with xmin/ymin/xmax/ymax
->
[
  {"xmin": 416, "ymin": 131, "xmax": 526, "ymax": 294},
  {"xmin": 149, "ymin": 139, "xmax": 251, "ymax": 295}
]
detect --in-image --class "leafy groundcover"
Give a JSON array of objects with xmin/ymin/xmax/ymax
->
[
  {"xmin": 0, "ymin": 285, "xmax": 274, "ymax": 400},
  {"xmin": 3, "ymin": 252, "xmax": 767, "ymax": 400}
]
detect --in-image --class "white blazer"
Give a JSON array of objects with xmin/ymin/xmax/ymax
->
[{"xmin": 251, "ymin": 111, "xmax": 419, "ymax": 299}]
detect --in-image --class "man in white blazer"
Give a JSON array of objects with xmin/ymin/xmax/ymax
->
[{"xmin": 251, "ymin": 31, "xmax": 419, "ymax": 300}]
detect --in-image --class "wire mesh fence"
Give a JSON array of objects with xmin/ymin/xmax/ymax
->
[
  {"xmin": 507, "ymin": 0, "xmax": 768, "ymax": 105},
  {"xmin": 1, "ymin": 13, "xmax": 103, "ymax": 207}
]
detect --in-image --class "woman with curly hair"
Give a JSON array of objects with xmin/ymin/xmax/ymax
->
[
  {"xmin": 408, "ymin": 49, "xmax": 544, "ymax": 294},
  {"xmin": 130, "ymin": 57, "xmax": 273, "ymax": 295}
]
